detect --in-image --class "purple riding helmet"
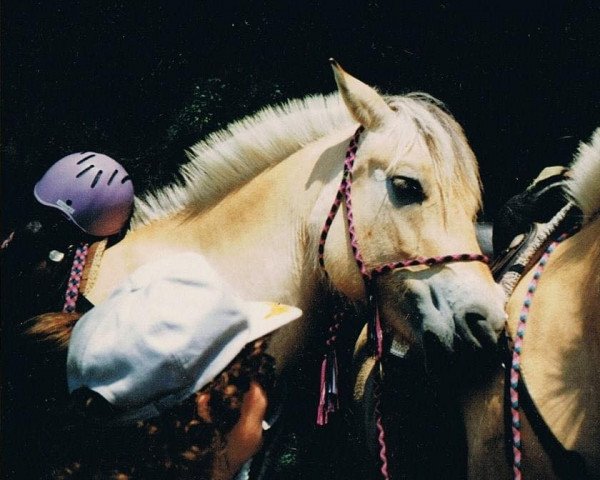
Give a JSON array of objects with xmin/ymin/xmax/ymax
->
[{"xmin": 33, "ymin": 152, "xmax": 134, "ymax": 236}]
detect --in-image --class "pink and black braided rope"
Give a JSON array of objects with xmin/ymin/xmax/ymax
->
[
  {"xmin": 371, "ymin": 253, "xmax": 488, "ymax": 277},
  {"xmin": 62, "ymin": 242, "xmax": 89, "ymax": 313},
  {"xmin": 318, "ymin": 126, "xmax": 364, "ymax": 273}
]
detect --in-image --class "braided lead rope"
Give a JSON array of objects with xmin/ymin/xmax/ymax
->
[
  {"xmin": 509, "ymin": 231, "xmax": 571, "ymax": 480},
  {"xmin": 372, "ymin": 253, "xmax": 488, "ymax": 276},
  {"xmin": 316, "ymin": 126, "xmax": 364, "ymax": 426},
  {"xmin": 318, "ymin": 126, "xmax": 364, "ymax": 273},
  {"xmin": 316, "ymin": 127, "xmax": 366, "ymax": 426},
  {"xmin": 316, "ymin": 312, "xmax": 342, "ymax": 425},
  {"xmin": 80, "ymin": 238, "xmax": 108, "ymax": 295},
  {"xmin": 371, "ymin": 302, "xmax": 390, "ymax": 477},
  {"xmin": 62, "ymin": 242, "xmax": 89, "ymax": 313},
  {"xmin": 374, "ymin": 371, "xmax": 390, "ymax": 479},
  {"xmin": 340, "ymin": 128, "xmax": 369, "ymax": 278},
  {"xmin": 317, "ymin": 127, "xmax": 490, "ymax": 480}
]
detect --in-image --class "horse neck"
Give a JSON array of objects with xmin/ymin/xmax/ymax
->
[
  {"xmin": 507, "ymin": 216, "xmax": 600, "ymax": 457},
  {"xmin": 87, "ymin": 127, "xmax": 354, "ymax": 366},
  {"xmin": 185, "ymin": 128, "xmax": 356, "ymax": 298},
  {"xmin": 85, "ymin": 126, "xmax": 370, "ymax": 381}
]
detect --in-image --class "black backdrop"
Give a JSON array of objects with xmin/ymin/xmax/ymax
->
[
  {"xmin": 1, "ymin": 2, "xmax": 599, "ymax": 478},
  {"xmin": 2, "ymin": 1, "xmax": 599, "ymax": 227}
]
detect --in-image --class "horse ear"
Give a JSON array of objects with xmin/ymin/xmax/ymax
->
[{"xmin": 330, "ymin": 58, "xmax": 394, "ymax": 129}]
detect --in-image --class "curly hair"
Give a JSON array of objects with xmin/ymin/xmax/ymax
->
[{"xmin": 50, "ymin": 338, "xmax": 276, "ymax": 479}]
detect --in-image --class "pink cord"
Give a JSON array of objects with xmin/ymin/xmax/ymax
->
[{"xmin": 62, "ymin": 243, "xmax": 89, "ymax": 313}]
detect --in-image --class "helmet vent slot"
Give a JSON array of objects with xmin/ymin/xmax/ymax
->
[
  {"xmin": 91, "ymin": 170, "xmax": 103, "ymax": 188},
  {"xmin": 121, "ymin": 175, "xmax": 131, "ymax": 184},
  {"xmin": 108, "ymin": 169, "xmax": 119, "ymax": 185},
  {"xmin": 76, "ymin": 165, "xmax": 94, "ymax": 177},
  {"xmin": 76, "ymin": 154, "xmax": 96, "ymax": 165}
]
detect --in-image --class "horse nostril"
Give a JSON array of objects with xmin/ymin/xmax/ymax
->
[
  {"xmin": 465, "ymin": 312, "xmax": 486, "ymax": 330},
  {"xmin": 429, "ymin": 285, "xmax": 440, "ymax": 310},
  {"xmin": 464, "ymin": 312, "xmax": 498, "ymax": 347}
]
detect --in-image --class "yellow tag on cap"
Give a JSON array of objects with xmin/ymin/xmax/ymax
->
[{"xmin": 266, "ymin": 303, "xmax": 289, "ymax": 318}]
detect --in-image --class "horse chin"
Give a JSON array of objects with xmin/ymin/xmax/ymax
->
[
  {"xmin": 380, "ymin": 287, "xmax": 503, "ymax": 383},
  {"xmin": 388, "ymin": 289, "xmax": 502, "ymax": 354},
  {"xmin": 380, "ymin": 271, "xmax": 505, "ymax": 353}
]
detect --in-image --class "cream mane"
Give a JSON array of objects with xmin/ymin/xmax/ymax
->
[
  {"xmin": 131, "ymin": 93, "xmax": 352, "ymax": 227},
  {"xmin": 566, "ymin": 127, "xmax": 600, "ymax": 221},
  {"xmin": 132, "ymin": 91, "xmax": 481, "ymax": 228}
]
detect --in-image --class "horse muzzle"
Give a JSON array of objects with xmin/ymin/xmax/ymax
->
[{"xmin": 379, "ymin": 270, "xmax": 507, "ymax": 354}]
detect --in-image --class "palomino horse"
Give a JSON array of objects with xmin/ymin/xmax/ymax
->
[
  {"xmin": 86, "ymin": 61, "xmax": 505, "ymax": 370},
  {"xmin": 462, "ymin": 128, "xmax": 600, "ymax": 479},
  {"xmin": 37, "ymin": 61, "xmax": 506, "ymax": 475}
]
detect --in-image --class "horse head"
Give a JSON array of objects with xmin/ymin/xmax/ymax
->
[{"xmin": 321, "ymin": 61, "xmax": 506, "ymax": 355}]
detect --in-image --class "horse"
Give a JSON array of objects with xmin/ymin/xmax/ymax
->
[
  {"xmin": 460, "ymin": 127, "xmax": 600, "ymax": 479},
  {"xmin": 30, "ymin": 60, "xmax": 506, "ymax": 477}
]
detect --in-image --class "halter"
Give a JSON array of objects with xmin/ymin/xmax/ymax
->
[{"xmin": 317, "ymin": 126, "xmax": 489, "ymax": 478}]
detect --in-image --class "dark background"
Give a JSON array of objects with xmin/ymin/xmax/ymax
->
[
  {"xmin": 1, "ymin": 2, "xmax": 599, "ymax": 478},
  {"xmin": 2, "ymin": 1, "xmax": 599, "ymax": 227}
]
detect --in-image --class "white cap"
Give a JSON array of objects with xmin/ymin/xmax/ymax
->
[{"xmin": 67, "ymin": 252, "xmax": 302, "ymax": 423}]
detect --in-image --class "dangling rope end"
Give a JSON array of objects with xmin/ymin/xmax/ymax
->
[{"xmin": 316, "ymin": 350, "xmax": 340, "ymax": 426}]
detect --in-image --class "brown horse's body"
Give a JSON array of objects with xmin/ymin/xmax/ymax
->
[
  {"xmin": 463, "ymin": 129, "xmax": 600, "ymax": 479},
  {"xmin": 463, "ymin": 215, "xmax": 600, "ymax": 479}
]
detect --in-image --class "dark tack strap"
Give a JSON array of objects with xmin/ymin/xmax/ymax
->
[{"xmin": 519, "ymin": 377, "xmax": 590, "ymax": 480}]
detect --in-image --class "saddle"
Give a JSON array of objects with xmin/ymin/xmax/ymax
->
[{"xmin": 490, "ymin": 166, "xmax": 576, "ymax": 288}]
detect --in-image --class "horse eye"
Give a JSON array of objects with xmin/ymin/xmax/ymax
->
[{"xmin": 389, "ymin": 176, "xmax": 425, "ymax": 206}]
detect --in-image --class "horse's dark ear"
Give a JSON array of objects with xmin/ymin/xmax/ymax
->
[{"xmin": 330, "ymin": 58, "xmax": 394, "ymax": 130}]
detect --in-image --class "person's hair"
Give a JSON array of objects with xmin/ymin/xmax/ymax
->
[{"xmin": 50, "ymin": 338, "xmax": 276, "ymax": 479}]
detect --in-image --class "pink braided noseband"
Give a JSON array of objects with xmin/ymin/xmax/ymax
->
[{"xmin": 317, "ymin": 126, "xmax": 489, "ymax": 479}]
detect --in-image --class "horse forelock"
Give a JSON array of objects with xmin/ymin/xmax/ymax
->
[
  {"xmin": 386, "ymin": 93, "xmax": 482, "ymax": 219},
  {"xmin": 131, "ymin": 91, "xmax": 481, "ymax": 228},
  {"xmin": 566, "ymin": 126, "xmax": 600, "ymax": 221}
]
